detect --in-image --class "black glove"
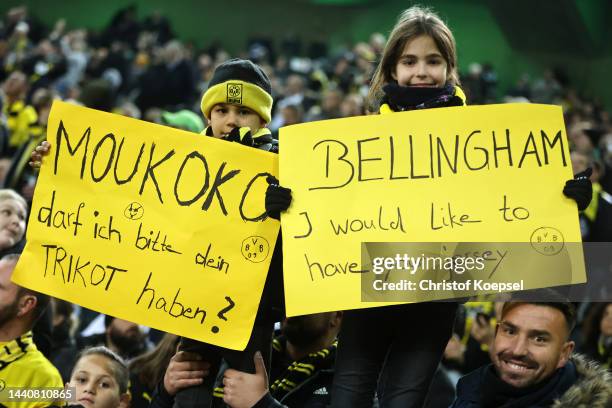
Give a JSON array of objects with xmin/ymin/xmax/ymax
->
[
  {"xmin": 563, "ymin": 167, "xmax": 593, "ymax": 211},
  {"xmin": 265, "ymin": 176, "xmax": 292, "ymax": 220},
  {"xmin": 223, "ymin": 127, "xmax": 254, "ymax": 147}
]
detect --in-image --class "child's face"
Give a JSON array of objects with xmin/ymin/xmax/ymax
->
[
  {"xmin": 209, "ymin": 103, "xmax": 266, "ymax": 138},
  {"xmin": 69, "ymin": 355, "xmax": 127, "ymax": 408},
  {"xmin": 392, "ymin": 34, "xmax": 448, "ymax": 88},
  {"xmin": 0, "ymin": 198, "xmax": 26, "ymax": 250}
]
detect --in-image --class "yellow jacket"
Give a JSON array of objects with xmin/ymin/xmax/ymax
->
[
  {"xmin": 2, "ymin": 100, "xmax": 38, "ymax": 148},
  {"xmin": 0, "ymin": 332, "xmax": 63, "ymax": 408}
]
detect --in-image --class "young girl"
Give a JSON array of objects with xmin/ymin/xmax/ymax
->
[
  {"xmin": 330, "ymin": 7, "xmax": 462, "ymax": 407},
  {"xmin": 67, "ymin": 346, "xmax": 131, "ymax": 408},
  {"xmin": 267, "ymin": 5, "xmax": 591, "ymax": 408}
]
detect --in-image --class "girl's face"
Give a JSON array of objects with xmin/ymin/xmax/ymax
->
[
  {"xmin": 0, "ymin": 199, "xmax": 27, "ymax": 250},
  {"xmin": 601, "ymin": 304, "xmax": 612, "ymax": 337},
  {"xmin": 69, "ymin": 355, "xmax": 128, "ymax": 408},
  {"xmin": 392, "ymin": 34, "xmax": 448, "ymax": 88}
]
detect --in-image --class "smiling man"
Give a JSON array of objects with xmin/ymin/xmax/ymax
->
[{"xmin": 450, "ymin": 297, "xmax": 612, "ymax": 407}]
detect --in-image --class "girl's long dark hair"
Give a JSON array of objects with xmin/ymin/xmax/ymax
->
[{"xmin": 368, "ymin": 6, "xmax": 459, "ymax": 111}]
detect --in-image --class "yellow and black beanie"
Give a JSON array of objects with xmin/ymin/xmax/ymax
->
[{"xmin": 200, "ymin": 58, "xmax": 273, "ymax": 124}]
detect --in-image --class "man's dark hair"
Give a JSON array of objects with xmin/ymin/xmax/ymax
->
[
  {"xmin": 501, "ymin": 289, "xmax": 577, "ymax": 335},
  {"xmin": 2, "ymin": 254, "xmax": 50, "ymax": 326}
]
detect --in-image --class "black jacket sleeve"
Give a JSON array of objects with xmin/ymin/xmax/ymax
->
[
  {"xmin": 252, "ymin": 392, "xmax": 288, "ymax": 408},
  {"xmin": 149, "ymin": 381, "xmax": 175, "ymax": 408}
]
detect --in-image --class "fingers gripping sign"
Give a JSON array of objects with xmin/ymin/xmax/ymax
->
[
  {"xmin": 163, "ymin": 351, "xmax": 211, "ymax": 396},
  {"xmin": 29, "ymin": 140, "xmax": 51, "ymax": 168},
  {"xmin": 223, "ymin": 351, "xmax": 269, "ymax": 408}
]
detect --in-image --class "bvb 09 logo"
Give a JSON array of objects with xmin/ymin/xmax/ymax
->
[{"xmin": 227, "ymin": 83, "xmax": 243, "ymax": 104}]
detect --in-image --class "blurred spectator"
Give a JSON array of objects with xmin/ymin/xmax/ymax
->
[
  {"xmin": 142, "ymin": 10, "xmax": 174, "ymax": 45},
  {"xmin": 580, "ymin": 303, "xmax": 612, "ymax": 369},
  {"xmin": 480, "ymin": 63, "xmax": 498, "ymax": 103},
  {"xmin": 3, "ymin": 86, "xmax": 54, "ymax": 202},
  {"xmin": 599, "ymin": 132, "xmax": 612, "ymax": 193},
  {"xmin": 114, "ymin": 100, "xmax": 141, "ymax": 119},
  {"xmin": 50, "ymin": 298, "xmax": 79, "ymax": 382},
  {"xmin": 340, "ymin": 93, "xmax": 365, "ymax": 117},
  {"xmin": 461, "ymin": 63, "xmax": 484, "ymax": 104},
  {"xmin": 20, "ymin": 38, "xmax": 67, "ymax": 100},
  {"xmin": 571, "ymin": 150, "xmax": 612, "ymax": 241},
  {"xmin": 3, "ymin": 18, "xmax": 32, "ymax": 72},
  {"xmin": 531, "ymin": 68, "xmax": 562, "ymax": 104},
  {"xmin": 55, "ymin": 26, "xmax": 89, "ymax": 97},
  {"xmin": 135, "ymin": 40, "xmax": 195, "ymax": 112},
  {"xmin": 102, "ymin": 4, "xmax": 141, "ymax": 48},
  {"xmin": 78, "ymin": 77, "xmax": 115, "ymax": 111},
  {"xmin": 1, "ymin": 70, "xmax": 36, "ymax": 153},
  {"xmin": 329, "ymin": 54, "xmax": 355, "ymax": 95},
  {"xmin": 270, "ymin": 74, "xmax": 316, "ymax": 131},
  {"xmin": 461, "ymin": 63, "xmax": 497, "ymax": 104},
  {"xmin": 369, "ymin": 32, "xmax": 386, "ymax": 57},
  {"xmin": 77, "ymin": 316, "xmax": 150, "ymax": 361},
  {"xmin": 305, "ymin": 87, "xmax": 343, "ymax": 122},
  {"xmin": 280, "ymin": 104, "xmax": 303, "ymax": 126},
  {"xmin": 506, "ymin": 73, "xmax": 531, "ymax": 100},
  {"xmin": 0, "ymin": 254, "xmax": 63, "ymax": 395}
]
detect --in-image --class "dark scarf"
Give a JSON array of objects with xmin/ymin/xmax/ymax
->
[
  {"xmin": 480, "ymin": 362, "xmax": 577, "ymax": 408},
  {"xmin": 381, "ymin": 83, "xmax": 464, "ymax": 111},
  {"xmin": 203, "ymin": 126, "xmax": 277, "ymax": 152},
  {"xmin": 269, "ymin": 335, "xmax": 336, "ymax": 401}
]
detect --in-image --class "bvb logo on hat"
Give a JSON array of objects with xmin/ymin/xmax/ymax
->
[{"xmin": 227, "ymin": 83, "xmax": 243, "ymax": 104}]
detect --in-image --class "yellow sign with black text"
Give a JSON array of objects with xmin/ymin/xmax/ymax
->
[
  {"xmin": 280, "ymin": 104, "xmax": 585, "ymax": 316},
  {"xmin": 12, "ymin": 101, "xmax": 279, "ymax": 350}
]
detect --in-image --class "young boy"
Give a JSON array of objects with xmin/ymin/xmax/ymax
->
[
  {"xmin": 176, "ymin": 58, "xmax": 285, "ymax": 408},
  {"xmin": 31, "ymin": 58, "xmax": 287, "ymax": 408},
  {"xmin": 200, "ymin": 58, "xmax": 277, "ymax": 152}
]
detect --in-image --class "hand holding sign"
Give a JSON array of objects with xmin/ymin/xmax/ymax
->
[
  {"xmin": 280, "ymin": 104, "xmax": 586, "ymax": 316},
  {"xmin": 13, "ymin": 101, "xmax": 280, "ymax": 350},
  {"xmin": 222, "ymin": 351, "xmax": 269, "ymax": 408}
]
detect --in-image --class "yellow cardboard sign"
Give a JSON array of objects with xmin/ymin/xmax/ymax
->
[
  {"xmin": 12, "ymin": 101, "xmax": 279, "ymax": 350},
  {"xmin": 280, "ymin": 104, "xmax": 585, "ymax": 316}
]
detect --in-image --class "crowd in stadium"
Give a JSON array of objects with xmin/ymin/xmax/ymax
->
[{"xmin": 0, "ymin": 4, "xmax": 611, "ymax": 408}]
